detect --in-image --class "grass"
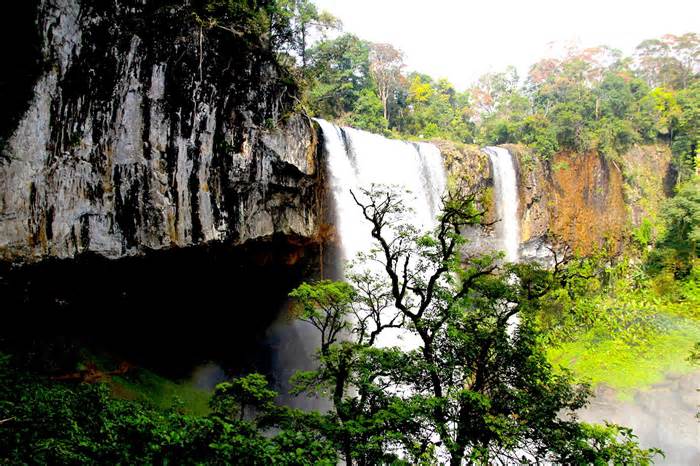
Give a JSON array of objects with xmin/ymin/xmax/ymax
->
[
  {"xmin": 109, "ymin": 369, "xmax": 212, "ymax": 416},
  {"xmin": 548, "ymin": 318, "xmax": 700, "ymax": 401},
  {"xmin": 87, "ymin": 353, "xmax": 212, "ymax": 416},
  {"xmin": 547, "ymin": 275, "xmax": 700, "ymax": 401}
]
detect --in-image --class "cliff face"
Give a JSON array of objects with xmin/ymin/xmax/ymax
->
[
  {"xmin": 442, "ymin": 141, "xmax": 673, "ymax": 256},
  {"xmin": 0, "ymin": 0, "xmax": 322, "ymax": 264},
  {"xmin": 435, "ymin": 140, "xmax": 491, "ymax": 195},
  {"xmin": 511, "ymin": 144, "xmax": 673, "ymax": 255}
]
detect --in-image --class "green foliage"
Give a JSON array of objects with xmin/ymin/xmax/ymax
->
[
  {"xmin": 518, "ymin": 113, "xmax": 559, "ymax": 159},
  {"xmin": 480, "ymin": 116, "xmax": 518, "ymax": 145},
  {"xmin": 306, "ymin": 33, "xmax": 371, "ymax": 118},
  {"xmin": 397, "ymin": 75, "xmax": 475, "ymax": 142},
  {"xmin": 306, "ymin": 37, "xmax": 474, "ymax": 142},
  {"xmin": 468, "ymin": 39, "xmax": 698, "ymax": 163},
  {"xmin": 286, "ymin": 187, "xmax": 659, "ymax": 464},
  {"xmin": 198, "ymin": 0, "xmax": 334, "ymax": 55},
  {"xmin": 301, "ymin": 23, "xmax": 697, "ymax": 173},
  {"xmin": 672, "ymin": 83, "xmax": 700, "ymax": 179},
  {"xmin": 0, "ymin": 354, "xmax": 337, "ymax": 465},
  {"xmin": 632, "ymin": 217, "xmax": 656, "ymax": 249},
  {"xmin": 551, "ymin": 101, "xmax": 592, "ymax": 152},
  {"xmin": 649, "ymin": 179, "xmax": 700, "ymax": 277},
  {"xmin": 198, "ymin": 0, "xmax": 287, "ymax": 49},
  {"xmin": 210, "ymin": 374, "xmax": 278, "ymax": 420},
  {"xmin": 346, "ymin": 88, "xmax": 389, "ymax": 134},
  {"xmin": 639, "ymin": 87, "xmax": 682, "ymax": 139},
  {"xmin": 565, "ymin": 422, "xmax": 662, "ymax": 465}
]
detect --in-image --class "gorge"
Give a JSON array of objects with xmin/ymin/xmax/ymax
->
[{"xmin": 1, "ymin": 1, "xmax": 698, "ymax": 464}]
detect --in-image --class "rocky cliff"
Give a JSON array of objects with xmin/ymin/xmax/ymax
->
[
  {"xmin": 440, "ymin": 141, "xmax": 674, "ymax": 256},
  {"xmin": 510, "ymin": 143, "xmax": 674, "ymax": 255},
  {"xmin": 0, "ymin": 0, "xmax": 323, "ymax": 264}
]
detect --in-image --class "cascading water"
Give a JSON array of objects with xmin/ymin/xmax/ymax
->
[
  {"xmin": 318, "ymin": 119, "xmax": 446, "ymax": 266},
  {"xmin": 268, "ymin": 121, "xmax": 447, "ymax": 407},
  {"xmin": 484, "ymin": 146, "xmax": 521, "ymax": 337},
  {"xmin": 317, "ymin": 119, "xmax": 447, "ymax": 348},
  {"xmin": 484, "ymin": 146, "xmax": 520, "ymax": 262}
]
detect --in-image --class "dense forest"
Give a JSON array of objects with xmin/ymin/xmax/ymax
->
[
  {"xmin": 303, "ymin": 25, "xmax": 699, "ymax": 181},
  {"xmin": 299, "ymin": 8, "xmax": 700, "ymax": 435},
  {"xmin": 1, "ymin": 0, "xmax": 698, "ymax": 464}
]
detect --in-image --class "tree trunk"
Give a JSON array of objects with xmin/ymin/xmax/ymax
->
[
  {"xmin": 301, "ymin": 28, "xmax": 307, "ymax": 69},
  {"xmin": 449, "ymin": 452, "xmax": 464, "ymax": 466},
  {"xmin": 334, "ymin": 357, "xmax": 352, "ymax": 465},
  {"xmin": 383, "ymin": 95, "xmax": 389, "ymax": 121}
]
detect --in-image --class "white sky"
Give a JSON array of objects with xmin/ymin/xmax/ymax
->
[{"xmin": 314, "ymin": 0, "xmax": 700, "ymax": 91}]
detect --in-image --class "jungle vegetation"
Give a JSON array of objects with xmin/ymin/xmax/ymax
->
[{"xmin": 1, "ymin": 0, "xmax": 698, "ymax": 463}]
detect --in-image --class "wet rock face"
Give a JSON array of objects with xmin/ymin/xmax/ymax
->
[
  {"xmin": 0, "ymin": 0, "xmax": 321, "ymax": 263},
  {"xmin": 446, "ymin": 142, "xmax": 672, "ymax": 257},
  {"xmin": 506, "ymin": 144, "xmax": 671, "ymax": 255}
]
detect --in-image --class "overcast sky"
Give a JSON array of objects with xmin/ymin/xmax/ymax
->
[{"xmin": 314, "ymin": 0, "xmax": 699, "ymax": 90}]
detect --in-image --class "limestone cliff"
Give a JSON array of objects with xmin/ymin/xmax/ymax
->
[{"xmin": 0, "ymin": 0, "xmax": 322, "ymax": 264}]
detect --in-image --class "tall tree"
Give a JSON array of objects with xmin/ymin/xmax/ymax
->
[
  {"xmin": 368, "ymin": 43, "xmax": 404, "ymax": 121},
  {"xmin": 291, "ymin": 186, "xmax": 660, "ymax": 465},
  {"xmin": 288, "ymin": 0, "xmax": 340, "ymax": 69},
  {"xmin": 673, "ymin": 82, "xmax": 700, "ymax": 178},
  {"xmin": 306, "ymin": 34, "xmax": 371, "ymax": 118},
  {"xmin": 635, "ymin": 33, "xmax": 700, "ymax": 89},
  {"xmin": 470, "ymin": 66, "xmax": 519, "ymax": 120}
]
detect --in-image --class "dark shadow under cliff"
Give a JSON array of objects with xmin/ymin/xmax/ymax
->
[{"xmin": 0, "ymin": 236, "xmax": 327, "ymax": 377}]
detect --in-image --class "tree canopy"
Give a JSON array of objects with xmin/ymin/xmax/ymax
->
[
  {"xmin": 303, "ymin": 27, "xmax": 699, "ymax": 177},
  {"xmin": 286, "ymin": 186, "xmax": 660, "ymax": 465}
]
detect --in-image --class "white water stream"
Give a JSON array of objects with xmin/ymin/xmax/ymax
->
[
  {"xmin": 272, "ymin": 121, "xmax": 448, "ymax": 406},
  {"xmin": 317, "ymin": 119, "xmax": 447, "ymax": 348},
  {"xmin": 318, "ymin": 119, "xmax": 446, "ymax": 265},
  {"xmin": 484, "ymin": 146, "xmax": 520, "ymax": 263}
]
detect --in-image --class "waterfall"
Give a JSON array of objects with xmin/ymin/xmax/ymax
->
[
  {"xmin": 317, "ymin": 119, "xmax": 447, "ymax": 266},
  {"xmin": 317, "ymin": 119, "xmax": 447, "ymax": 348},
  {"xmin": 268, "ymin": 121, "xmax": 447, "ymax": 407},
  {"xmin": 484, "ymin": 146, "xmax": 520, "ymax": 262}
]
